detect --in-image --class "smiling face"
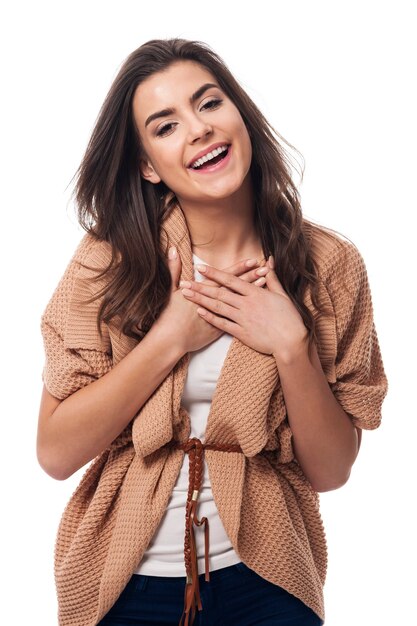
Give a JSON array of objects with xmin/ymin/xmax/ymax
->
[{"xmin": 132, "ymin": 60, "xmax": 253, "ymax": 204}]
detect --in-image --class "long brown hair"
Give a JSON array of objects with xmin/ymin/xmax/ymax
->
[{"xmin": 71, "ymin": 37, "xmax": 343, "ymax": 353}]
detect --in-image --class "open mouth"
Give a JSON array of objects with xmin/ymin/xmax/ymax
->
[{"xmin": 189, "ymin": 145, "xmax": 231, "ymax": 171}]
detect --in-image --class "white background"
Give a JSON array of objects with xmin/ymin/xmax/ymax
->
[{"xmin": 0, "ymin": 1, "xmax": 415, "ymax": 624}]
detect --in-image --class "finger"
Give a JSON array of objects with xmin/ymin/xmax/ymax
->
[
  {"xmin": 167, "ymin": 246, "xmax": 182, "ymax": 290},
  {"xmin": 195, "ymin": 306, "xmax": 241, "ymax": 337},
  {"xmin": 181, "ymin": 284, "xmax": 241, "ymax": 321},
  {"xmin": 253, "ymin": 266, "xmax": 270, "ymax": 281},
  {"xmin": 221, "ymin": 258, "xmax": 268, "ymax": 282},
  {"xmin": 221, "ymin": 257, "xmax": 265, "ymax": 274},
  {"xmin": 182, "ymin": 280, "xmax": 241, "ymax": 308},
  {"xmin": 199, "ymin": 258, "xmax": 264, "ymax": 287},
  {"xmin": 182, "ymin": 270, "xmax": 266, "ymax": 292},
  {"xmin": 195, "ymin": 264, "xmax": 251, "ymax": 296},
  {"xmin": 201, "ymin": 270, "xmax": 264, "ymax": 288},
  {"xmin": 264, "ymin": 256, "xmax": 285, "ymax": 293},
  {"xmin": 236, "ymin": 262, "xmax": 270, "ymax": 284}
]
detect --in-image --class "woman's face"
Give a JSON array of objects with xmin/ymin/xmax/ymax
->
[{"xmin": 132, "ymin": 60, "xmax": 252, "ymax": 203}]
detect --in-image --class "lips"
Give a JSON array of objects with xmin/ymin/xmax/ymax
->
[
  {"xmin": 188, "ymin": 143, "xmax": 232, "ymax": 174},
  {"xmin": 187, "ymin": 143, "xmax": 231, "ymax": 168}
]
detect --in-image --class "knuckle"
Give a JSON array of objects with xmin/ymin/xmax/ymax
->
[
  {"xmin": 222, "ymin": 318, "xmax": 232, "ymax": 331},
  {"xmin": 214, "ymin": 299, "xmax": 223, "ymax": 313}
]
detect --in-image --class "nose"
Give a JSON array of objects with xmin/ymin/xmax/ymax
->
[{"xmin": 187, "ymin": 114, "xmax": 213, "ymax": 144}]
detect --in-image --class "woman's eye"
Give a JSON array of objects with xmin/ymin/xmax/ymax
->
[
  {"xmin": 157, "ymin": 123, "xmax": 175, "ymax": 137},
  {"xmin": 202, "ymin": 98, "xmax": 222, "ymax": 110},
  {"xmin": 156, "ymin": 99, "xmax": 223, "ymax": 137}
]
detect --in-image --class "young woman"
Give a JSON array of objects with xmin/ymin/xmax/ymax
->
[{"xmin": 37, "ymin": 38, "xmax": 388, "ymax": 626}]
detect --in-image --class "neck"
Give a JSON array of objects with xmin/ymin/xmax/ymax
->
[{"xmin": 175, "ymin": 175, "xmax": 265, "ymax": 268}]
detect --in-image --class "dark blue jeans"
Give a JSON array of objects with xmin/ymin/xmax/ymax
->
[{"xmin": 97, "ymin": 562, "xmax": 324, "ymax": 625}]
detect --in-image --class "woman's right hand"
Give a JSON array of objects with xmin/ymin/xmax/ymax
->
[{"xmin": 152, "ymin": 247, "xmax": 268, "ymax": 355}]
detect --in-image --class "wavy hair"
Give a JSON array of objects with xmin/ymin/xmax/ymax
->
[{"xmin": 71, "ymin": 37, "xmax": 344, "ymax": 354}]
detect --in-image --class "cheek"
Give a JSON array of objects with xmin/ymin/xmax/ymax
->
[
  {"xmin": 228, "ymin": 111, "xmax": 251, "ymax": 149},
  {"xmin": 142, "ymin": 151, "xmax": 174, "ymax": 182},
  {"xmin": 150, "ymin": 142, "xmax": 189, "ymax": 187},
  {"xmin": 156, "ymin": 137, "xmax": 185, "ymax": 170},
  {"xmin": 235, "ymin": 120, "xmax": 252, "ymax": 164}
]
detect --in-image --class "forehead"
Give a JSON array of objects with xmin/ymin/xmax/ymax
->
[{"xmin": 132, "ymin": 61, "xmax": 218, "ymax": 122}]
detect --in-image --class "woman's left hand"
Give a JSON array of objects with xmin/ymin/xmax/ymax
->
[{"xmin": 180, "ymin": 256, "xmax": 309, "ymax": 361}]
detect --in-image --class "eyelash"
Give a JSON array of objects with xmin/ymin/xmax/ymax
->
[{"xmin": 156, "ymin": 99, "xmax": 223, "ymax": 137}]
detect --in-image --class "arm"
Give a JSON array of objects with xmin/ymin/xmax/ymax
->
[
  {"xmin": 274, "ymin": 339, "xmax": 360, "ymax": 492},
  {"xmin": 273, "ymin": 239, "xmax": 387, "ymax": 492},
  {"xmin": 37, "ymin": 325, "xmax": 185, "ymax": 481}
]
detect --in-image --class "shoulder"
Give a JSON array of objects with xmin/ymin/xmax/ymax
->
[
  {"xmin": 72, "ymin": 232, "xmax": 113, "ymax": 275},
  {"xmin": 52, "ymin": 232, "xmax": 115, "ymax": 304},
  {"xmin": 44, "ymin": 233, "xmax": 112, "ymax": 298},
  {"xmin": 301, "ymin": 220, "xmax": 376, "ymax": 385},
  {"xmin": 303, "ymin": 218, "xmax": 367, "ymax": 290}
]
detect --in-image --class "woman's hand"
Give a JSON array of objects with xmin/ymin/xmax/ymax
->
[
  {"xmin": 180, "ymin": 256, "xmax": 309, "ymax": 362},
  {"xmin": 151, "ymin": 247, "xmax": 269, "ymax": 356}
]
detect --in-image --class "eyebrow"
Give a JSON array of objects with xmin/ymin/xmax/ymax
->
[{"xmin": 144, "ymin": 82, "xmax": 220, "ymax": 128}]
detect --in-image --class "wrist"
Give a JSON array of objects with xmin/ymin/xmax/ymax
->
[
  {"xmin": 272, "ymin": 333, "xmax": 310, "ymax": 367},
  {"xmin": 147, "ymin": 323, "xmax": 187, "ymax": 361}
]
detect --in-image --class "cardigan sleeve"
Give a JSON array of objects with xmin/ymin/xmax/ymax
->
[
  {"xmin": 322, "ymin": 238, "xmax": 388, "ymax": 430},
  {"xmin": 40, "ymin": 235, "xmax": 113, "ymax": 401}
]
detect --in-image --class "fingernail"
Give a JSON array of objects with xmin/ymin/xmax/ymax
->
[
  {"xmin": 268, "ymin": 255, "xmax": 274, "ymax": 269},
  {"xmin": 245, "ymin": 258, "xmax": 257, "ymax": 267},
  {"xmin": 196, "ymin": 264, "xmax": 207, "ymax": 273},
  {"xmin": 168, "ymin": 246, "xmax": 177, "ymax": 259}
]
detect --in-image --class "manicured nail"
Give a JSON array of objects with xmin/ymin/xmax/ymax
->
[
  {"xmin": 196, "ymin": 264, "xmax": 207, "ymax": 273},
  {"xmin": 179, "ymin": 280, "xmax": 191, "ymax": 288},
  {"xmin": 268, "ymin": 255, "xmax": 274, "ymax": 269},
  {"xmin": 245, "ymin": 258, "xmax": 257, "ymax": 267},
  {"xmin": 168, "ymin": 246, "xmax": 177, "ymax": 259}
]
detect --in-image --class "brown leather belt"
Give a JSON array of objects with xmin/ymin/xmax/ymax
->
[{"xmin": 170, "ymin": 437, "xmax": 243, "ymax": 626}]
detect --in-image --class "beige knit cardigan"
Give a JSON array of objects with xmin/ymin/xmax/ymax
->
[{"xmin": 40, "ymin": 202, "xmax": 388, "ymax": 625}]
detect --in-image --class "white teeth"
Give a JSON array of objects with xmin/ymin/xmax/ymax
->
[{"xmin": 191, "ymin": 145, "xmax": 229, "ymax": 169}]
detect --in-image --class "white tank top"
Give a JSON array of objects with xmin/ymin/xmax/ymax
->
[{"xmin": 134, "ymin": 253, "xmax": 242, "ymax": 576}]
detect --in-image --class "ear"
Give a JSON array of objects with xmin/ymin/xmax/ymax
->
[{"xmin": 139, "ymin": 157, "xmax": 162, "ymax": 184}]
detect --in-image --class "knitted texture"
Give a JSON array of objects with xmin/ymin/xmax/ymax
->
[
  {"xmin": 40, "ymin": 203, "xmax": 388, "ymax": 625},
  {"xmin": 41, "ymin": 235, "xmax": 113, "ymax": 397}
]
